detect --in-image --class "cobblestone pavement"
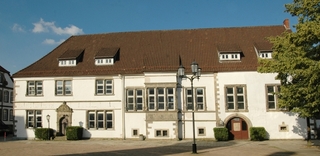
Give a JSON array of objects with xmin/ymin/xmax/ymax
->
[{"xmin": 0, "ymin": 136, "xmax": 319, "ymax": 156}]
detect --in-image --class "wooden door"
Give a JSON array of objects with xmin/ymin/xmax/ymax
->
[{"xmin": 227, "ymin": 117, "xmax": 248, "ymax": 140}]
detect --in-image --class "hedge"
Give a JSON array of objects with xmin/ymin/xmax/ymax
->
[{"xmin": 214, "ymin": 127, "xmax": 229, "ymax": 141}]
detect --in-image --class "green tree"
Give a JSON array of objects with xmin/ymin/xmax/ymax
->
[{"xmin": 258, "ymin": 0, "xmax": 320, "ymax": 141}]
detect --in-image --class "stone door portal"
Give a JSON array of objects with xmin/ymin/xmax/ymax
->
[{"xmin": 56, "ymin": 102, "xmax": 73, "ymax": 136}]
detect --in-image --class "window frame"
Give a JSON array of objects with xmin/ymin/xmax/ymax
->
[
  {"xmin": 3, "ymin": 109, "xmax": 8, "ymax": 121},
  {"xmin": 27, "ymin": 81, "xmax": 43, "ymax": 96},
  {"xmin": 3, "ymin": 90, "xmax": 9, "ymax": 102},
  {"xmin": 198, "ymin": 127, "xmax": 206, "ymax": 136},
  {"xmin": 95, "ymin": 79, "xmax": 113, "ymax": 95},
  {"xmin": 185, "ymin": 87, "xmax": 206, "ymax": 111},
  {"xmin": 225, "ymin": 85, "xmax": 247, "ymax": 112},
  {"xmin": 147, "ymin": 87, "xmax": 175, "ymax": 111},
  {"xmin": 55, "ymin": 80, "xmax": 72, "ymax": 96},
  {"xmin": 155, "ymin": 129, "xmax": 169, "ymax": 137},
  {"xmin": 126, "ymin": 88, "xmax": 144, "ymax": 111},
  {"xmin": 87, "ymin": 110, "xmax": 114, "ymax": 130},
  {"xmin": 266, "ymin": 84, "xmax": 285, "ymax": 111},
  {"xmin": 26, "ymin": 110, "xmax": 42, "ymax": 128}
]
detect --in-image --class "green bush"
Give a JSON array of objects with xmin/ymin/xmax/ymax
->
[
  {"xmin": 214, "ymin": 127, "xmax": 229, "ymax": 141},
  {"xmin": 250, "ymin": 127, "xmax": 266, "ymax": 141},
  {"xmin": 34, "ymin": 128, "xmax": 53, "ymax": 140},
  {"xmin": 66, "ymin": 126, "xmax": 83, "ymax": 140}
]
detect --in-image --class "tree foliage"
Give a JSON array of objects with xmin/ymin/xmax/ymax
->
[{"xmin": 258, "ymin": 0, "xmax": 320, "ymax": 118}]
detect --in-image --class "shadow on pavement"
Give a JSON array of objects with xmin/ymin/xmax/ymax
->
[{"xmin": 59, "ymin": 140, "xmax": 236, "ymax": 156}]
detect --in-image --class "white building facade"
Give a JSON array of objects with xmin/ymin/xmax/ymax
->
[{"xmin": 13, "ymin": 20, "xmax": 313, "ymax": 140}]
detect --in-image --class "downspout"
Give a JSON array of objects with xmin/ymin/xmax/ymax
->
[{"xmin": 120, "ymin": 74, "xmax": 126, "ymax": 139}]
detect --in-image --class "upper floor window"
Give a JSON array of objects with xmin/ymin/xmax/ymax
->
[
  {"xmin": 225, "ymin": 85, "xmax": 247, "ymax": 111},
  {"xmin": 56, "ymin": 80, "xmax": 72, "ymax": 96},
  {"xmin": 147, "ymin": 87, "xmax": 175, "ymax": 111},
  {"xmin": 219, "ymin": 53, "xmax": 241, "ymax": 61},
  {"xmin": 59, "ymin": 59, "xmax": 77, "ymax": 67},
  {"xmin": 27, "ymin": 81, "xmax": 43, "ymax": 96},
  {"xmin": 3, "ymin": 90, "xmax": 9, "ymax": 103},
  {"xmin": 10, "ymin": 91, "xmax": 13, "ymax": 103},
  {"xmin": 266, "ymin": 85, "xmax": 285, "ymax": 111},
  {"xmin": 260, "ymin": 52, "xmax": 272, "ymax": 59},
  {"xmin": 96, "ymin": 79, "xmax": 113, "ymax": 95},
  {"xmin": 26, "ymin": 110, "xmax": 42, "ymax": 128},
  {"xmin": 126, "ymin": 89, "xmax": 144, "ymax": 111},
  {"xmin": 95, "ymin": 58, "xmax": 114, "ymax": 65},
  {"xmin": 88, "ymin": 110, "xmax": 113, "ymax": 130},
  {"xmin": 186, "ymin": 88, "xmax": 205, "ymax": 111}
]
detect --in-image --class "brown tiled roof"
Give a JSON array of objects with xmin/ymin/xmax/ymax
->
[
  {"xmin": 217, "ymin": 43, "xmax": 241, "ymax": 52},
  {"xmin": 95, "ymin": 47, "xmax": 119, "ymax": 58},
  {"xmin": 13, "ymin": 25, "xmax": 286, "ymax": 78},
  {"xmin": 254, "ymin": 42, "xmax": 273, "ymax": 51},
  {"xmin": 58, "ymin": 49, "xmax": 84, "ymax": 60}
]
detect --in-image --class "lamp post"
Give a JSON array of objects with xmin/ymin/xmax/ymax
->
[
  {"xmin": 178, "ymin": 61, "xmax": 201, "ymax": 154},
  {"xmin": 46, "ymin": 114, "xmax": 50, "ymax": 140}
]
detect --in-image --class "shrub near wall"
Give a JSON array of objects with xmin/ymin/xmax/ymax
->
[
  {"xmin": 35, "ymin": 128, "xmax": 53, "ymax": 140},
  {"xmin": 66, "ymin": 126, "xmax": 83, "ymax": 140},
  {"xmin": 214, "ymin": 127, "xmax": 229, "ymax": 141},
  {"xmin": 250, "ymin": 127, "xmax": 266, "ymax": 141}
]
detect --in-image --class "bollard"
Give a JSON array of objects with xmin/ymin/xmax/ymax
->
[{"xmin": 4, "ymin": 132, "xmax": 6, "ymax": 141}]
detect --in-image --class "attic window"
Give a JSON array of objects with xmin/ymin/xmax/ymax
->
[
  {"xmin": 254, "ymin": 42, "xmax": 273, "ymax": 59},
  {"xmin": 95, "ymin": 47, "xmax": 119, "ymax": 66},
  {"xmin": 220, "ymin": 53, "xmax": 241, "ymax": 60},
  {"xmin": 259, "ymin": 51, "xmax": 272, "ymax": 59},
  {"xmin": 217, "ymin": 44, "xmax": 242, "ymax": 61},
  {"xmin": 58, "ymin": 49, "xmax": 84, "ymax": 67}
]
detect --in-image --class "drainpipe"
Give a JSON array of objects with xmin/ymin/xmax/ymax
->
[{"xmin": 120, "ymin": 74, "xmax": 126, "ymax": 139}]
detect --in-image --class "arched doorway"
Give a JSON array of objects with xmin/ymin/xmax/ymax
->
[
  {"xmin": 56, "ymin": 102, "xmax": 73, "ymax": 136},
  {"xmin": 226, "ymin": 117, "xmax": 248, "ymax": 140},
  {"xmin": 59, "ymin": 115, "xmax": 69, "ymax": 136}
]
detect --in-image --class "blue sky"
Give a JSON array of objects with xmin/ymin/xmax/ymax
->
[{"xmin": 0, "ymin": 0, "xmax": 297, "ymax": 74}]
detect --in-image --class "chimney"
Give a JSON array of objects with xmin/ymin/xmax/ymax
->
[{"xmin": 283, "ymin": 19, "xmax": 290, "ymax": 30}]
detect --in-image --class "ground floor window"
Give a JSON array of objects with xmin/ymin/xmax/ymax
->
[
  {"xmin": 198, "ymin": 127, "xmax": 206, "ymax": 136},
  {"xmin": 155, "ymin": 129, "xmax": 168, "ymax": 137},
  {"xmin": 26, "ymin": 110, "xmax": 42, "ymax": 128},
  {"xmin": 3, "ymin": 109, "xmax": 8, "ymax": 121},
  {"xmin": 88, "ymin": 110, "xmax": 113, "ymax": 130}
]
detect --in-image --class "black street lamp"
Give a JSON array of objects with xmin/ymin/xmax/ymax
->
[
  {"xmin": 46, "ymin": 114, "xmax": 50, "ymax": 140},
  {"xmin": 178, "ymin": 61, "xmax": 201, "ymax": 154}
]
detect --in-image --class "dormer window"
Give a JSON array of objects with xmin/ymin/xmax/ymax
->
[
  {"xmin": 220, "ymin": 53, "xmax": 240, "ymax": 60},
  {"xmin": 217, "ymin": 44, "xmax": 242, "ymax": 62},
  {"xmin": 259, "ymin": 51, "xmax": 272, "ymax": 59},
  {"xmin": 58, "ymin": 49, "xmax": 84, "ymax": 67},
  {"xmin": 95, "ymin": 58, "xmax": 114, "ymax": 65},
  {"xmin": 95, "ymin": 47, "xmax": 119, "ymax": 66},
  {"xmin": 254, "ymin": 42, "xmax": 273, "ymax": 59}
]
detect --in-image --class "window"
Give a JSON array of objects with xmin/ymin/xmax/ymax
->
[
  {"xmin": 126, "ymin": 89, "xmax": 144, "ymax": 111},
  {"xmin": 10, "ymin": 91, "xmax": 13, "ymax": 103},
  {"xmin": 147, "ymin": 87, "xmax": 175, "ymax": 111},
  {"xmin": 96, "ymin": 79, "xmax": 113, "ymax": 95},
  {"xmin": 0, "ymin": 89, "xmax": 2, "ymax": 101},
  {"xmin": 225, "ymin": 85, "xmax": 247, "ymax": 111},
  {"xmin": 260, "ymin": 52, "xmax": 272, "ymax": 59},
  {"xmin": 132, "ymin": 129, "xmax": 138, "ymax": 136},
  {"xmin": 95, "ymin": 58, "xmax": 114, "ymax": 65},
  {"xmin": 87, "ymin": 110, "xmax": 113, "ymax": 130},
  {"xmin": 155, "ymin": 130, "xmax": 168, "ymax": 137},
  {"xmin": 59, "ymin": 59, "xmax": 76, "ymax": 66},
  {"xmin": 55, "ymin": 80, "xmax": 72, "ymax": 95},
  {"xmin": 198, "ymin": 128, "xmax": 206, "ymax": 136},
  {"xmin": 186, "ymin": 88, "xmax": 205, "ymax": 111},
  {"xmin": 3, "ymin": 109, "xmax": 8, "ymax": 121},
  {"xmin": 27, "ymin": 81, "xmax": 43, "ymax": 96},
  {"xmin": 220, "ymin": 53, "xmax": 241, "ymax": 61},
  {"xmin": 3, "ymin": 90, "xmax": 9, "ymax": 102},
  {"xmin": 266, "ymin": 85, "xmax": 283, "ymax": 110},
  {"xmin": 9, "ymin": 109, "xmax": 13, "ymax": 121},
  {"xmin": 27, "ymin": 110, "xmax": 42, "ymax": 128}
]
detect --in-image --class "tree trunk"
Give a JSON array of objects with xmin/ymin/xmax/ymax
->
[{"xmin": 306, "ymin": 117, "xmax": 311, "ymax": 142}]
